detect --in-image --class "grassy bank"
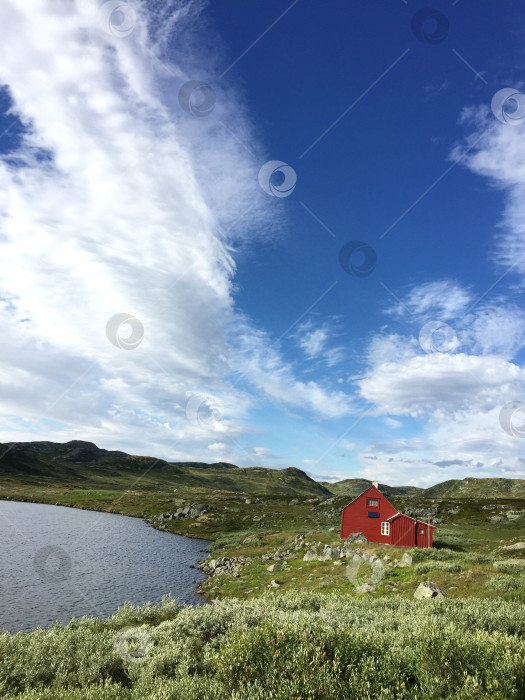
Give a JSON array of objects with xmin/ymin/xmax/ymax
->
[{"xmin": 1, "ymin": 591, "xmax": 524, "ymax": 699}]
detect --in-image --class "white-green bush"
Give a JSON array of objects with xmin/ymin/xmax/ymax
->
[
  {"xmin": 493, "ymin": 560, "xmax": 525, "ymax": 575},
  {"xmin": 1, "ymin": 592, "xmax": 524, "ymax": 699},
  {"xmin": 485, "ymin": 576, "xmax": 521, "ymax": 592},
  {"xmin": 414, "ymin": 561, "xmax": 462, "ymax": 574}
]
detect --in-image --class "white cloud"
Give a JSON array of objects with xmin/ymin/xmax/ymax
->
[
  {"xmin": 294, "ymin": 319, "xmax": 345, "ymax": 367},
  {"xmin": 385, "ymin": 281, "xmax": 472, "ymax": 320},
  {"xmin": 358, "ymin": 353, "xmax": 525, "ymax": 417},
  {"xmin": 230, "ymin": 318, "xmax": 353, "ymax": 419},
  {"xmin": 208, "ymin": 442, "xmax": 229, "ymax": 452},
  {"xmin": 0, "ymin": 0, "xmax": 297, "ymax": 461},
  {"xmin": 453, "ymin": 107, "xmax": 525, "ymax": 281}
]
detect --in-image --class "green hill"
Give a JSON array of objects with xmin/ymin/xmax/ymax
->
[
  {"xmin": 0, "ymin": 440, "xmax": 330, "ymax": 497},
  {"xmin": 421, "ymin": 477, "xmax": 525, "ymax": 499},
  {"xmin": 320, "ymin": 478, "xmax": 424, "ymax": 499}
]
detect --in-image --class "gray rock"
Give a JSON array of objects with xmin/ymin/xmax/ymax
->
[
  {"xmin": 354, "ymin": 583, "xmax": 376, "ymax": 594},
  {"xmin": 172, "ymin": 503, "xmax": 213, "ymax": 520},
  {"xmin": 318, "ymin": 545, "xmax": 340, "ymax": 561},
  {"xmin": 320, "ymin": 497, "xmax": 336, "ymax": 506},
  {"xmin": 267, "ymin": 563, "xmax": 283, "ymax": 572},
  {"xmin": 288, "ymin": 499, "xmax": 299, "ymax": 506},
  {"xmin": 339, "ymin": 544, "xmax": 355, "ymax": 558},
  {"xmin": 414, "ymin": 581, "xmax": 446, "ymax": 600},
  {"xmin": 303, "ymin": 550, "xmax": 318, "ymax": 561},
  {"xmin": 345, "ymin": 532, "xmax": 368, "ymax": 544},
  {"xmin": 200, "ymin": 556, "xmax": 246, "ymax": 578},
  {"xmin": 397, "ymin": 552, "xmax": 413, "ymax": 568},
  {"xmin": 269, "ymin": 579, "xmax": 281, "ymax": 588}
]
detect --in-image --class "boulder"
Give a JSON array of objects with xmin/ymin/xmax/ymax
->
[
  {"xmin": 354, "ymin": 583, "xmax": 376, "ymax": 594},
  {"xmin": 339, "ymin": 544, "xmax": 355, "ymax": 558},
  {"xmin": 397, "ymin": 552, "xmax": 413, "ymax": 568},
  {"xmin": 269, "ymin": 579, "xmax": 281, "ymax": 588},
  {"xmin": 200, "ymin": 556, "xmax": 247, "ymax": 578},
  {"xmin": 303, "ymin": 550, "xmax": 318, "ymax": 562},
  {"xmin": 318, "ymin": 545, "xmax": 340, "ymax": 561},
  {"xmin": 267, "ymin": 563, "xmax": 283, "ymax": 572},
  {"xmin": 172, "ymin": 504, "xmax": 213, "ymax": 520},
  {"xmin": 501, "ymin": 541, "xmax": 525, "ymax": 550},
  {"xmin": 345, "ymin": 532, "xmax": 368, "ymax": 544},
  {"xmin": 288, "ymin": 499, "xmax": 299, "ymax": 506},
  {"xmin": 414, "ymin": 581, "xmax": 446, "ymax": 600}
]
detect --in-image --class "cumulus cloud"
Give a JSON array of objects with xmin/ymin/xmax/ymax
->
[
  {"xmin": 0, "ymin": 0, "xmax": 352, "ymax": 462},
  {"xmin": 358, "ymin": 353, "xmax": 525, "ymax": 417},
  {"xmin": 452, "ymin": 106, "xmax": 525, "ymax": 281}
]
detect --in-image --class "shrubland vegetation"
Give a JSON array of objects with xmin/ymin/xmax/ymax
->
[{"xmin": 1, "ymin": 591, "xmax": 524, "ymax": 699}]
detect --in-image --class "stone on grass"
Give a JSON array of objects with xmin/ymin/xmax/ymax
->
[
  {"xmin": 345, "ymin": 532, "xmax": 368, "ymax": 544},
  {"xmin": 414, "ymin": 581, "xmax": 445, "ymax": 600},
  {"xmin": 501, "ymin": 541, "xmax": 525, "ymax": 550},
  {"xmin": 339, "ymin": 544, "xmax": 355, "ymax": 559},
  {"xmin": 288, "ymin": 499, "xmax": 299, "ymax": 506},
  {"xmin": 267, "ymin": 563, "xmax": 283, "ymax": 572},
  {"xmin": 318, "ymin": 545, "xmax": 340, "ymax": 561},
  {"xmin": 354, "ymin": 583, "xmax": 376, "ymax": 594},
  {"xmin": 397, "ymin": 552, "xmax": 413, "ymax": 568},
  {"xmin": 269, "ymin": 579, "xmax": 280, "ymax": 588},
  {"xmin": 303, "ymin": 550, "xmax": 318, "ymax": 561}
]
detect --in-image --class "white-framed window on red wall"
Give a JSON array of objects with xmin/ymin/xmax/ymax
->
[
  {"xmin": 366, "ymin": 498, "xmax": 379, "ymax": 507},
  {"xmin": 381, "ymin": 522, "xmax": 390, "ymax": 535}
]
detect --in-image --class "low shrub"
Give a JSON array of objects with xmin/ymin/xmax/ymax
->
[
  {"xmin": 485, "ymin": 576, "xmax": 521, "ymax": 592},
  {"xmin": 414, "ymin": 561, "xmax": 462, "ymax": 574},
  {"xmin": 493, "ymin": 560, "xmax": 525, "ymax": 575}
]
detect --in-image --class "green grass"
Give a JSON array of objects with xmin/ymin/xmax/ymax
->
[{"xmin": 1, "ymin": 592, "xmax": 524, "ymax": 699}]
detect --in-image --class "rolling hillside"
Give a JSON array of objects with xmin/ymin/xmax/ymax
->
[
  {"xmin": 320, "ymin": 479, "xmax": 424, "ymax": 499},
  {"xmin": 0, "ymin": 441, "xmax": 331, "ymax": 497},
  {"xmin": 421, "ymin": 477, "xmax": 525, "ymax": 499}
]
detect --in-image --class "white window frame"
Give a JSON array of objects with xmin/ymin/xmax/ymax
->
[
  {"xmin": 381, "ymin": 522, "xmax": 390, "ymax": 536},
  {"xmin": 366, "ymin": 498, "xmax": 379, "ymax": 507}
]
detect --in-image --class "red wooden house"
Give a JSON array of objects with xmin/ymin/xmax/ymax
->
[{"xmin": 340, "ymin": 482, "xmax": 435, "ymax": 548}]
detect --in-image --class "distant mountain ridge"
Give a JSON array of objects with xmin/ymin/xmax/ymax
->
[
  {"xmin": 321, "ymin": 476, "xmax": 525, "ymax": 500},
  {"xmin": 1, "ymin": 441, "xmax": 524, "ymax": 499},
  {"xmin": 0, "ymin": 440, "xmax": 330, "ymax": 497}
]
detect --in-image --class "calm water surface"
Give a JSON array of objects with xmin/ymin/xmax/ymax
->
[{"xmin": 0, "ymin": 500, "xmax": 209, "ymax": 633}]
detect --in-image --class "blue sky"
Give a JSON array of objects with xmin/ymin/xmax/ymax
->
[{"xmin": 1, "ymin": 0, "xmax": 525, "ymax": 486}]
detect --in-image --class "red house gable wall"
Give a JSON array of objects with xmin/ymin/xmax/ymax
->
[
  {"xmin": 340, "ymin": 485, "xmax": 397, "ymax": 542},
  {"xmin": 340, "ymin": 485, "xmax": 435, "ymax": 547}
]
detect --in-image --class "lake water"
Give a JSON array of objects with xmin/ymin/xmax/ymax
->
[{"xmin": 0, "ymin": 500, "xmax": 210, "ymax": 633}]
